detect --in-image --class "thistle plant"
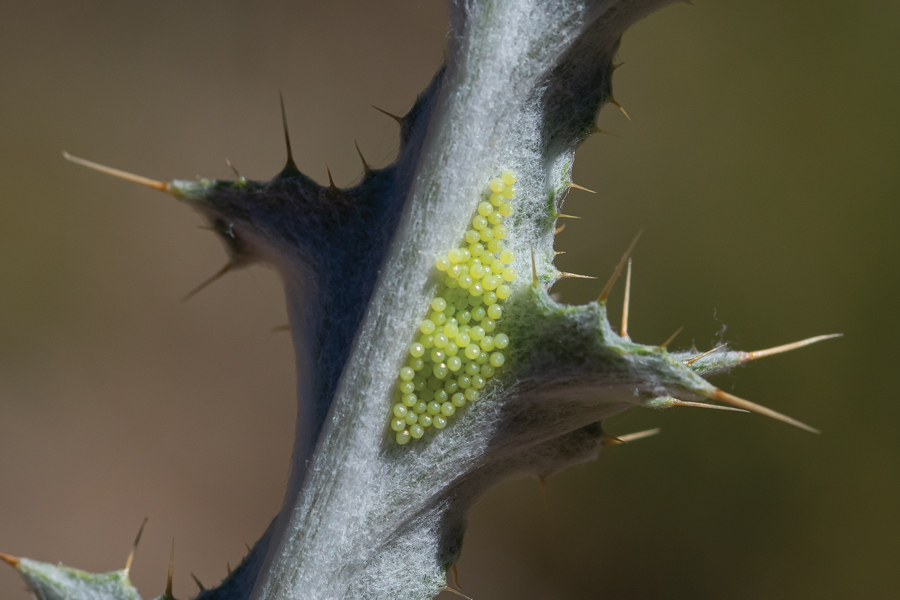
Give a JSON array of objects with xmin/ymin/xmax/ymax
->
[{"xmin": 2, "ymin": 1, "xmax": 839, "ymax": 599}]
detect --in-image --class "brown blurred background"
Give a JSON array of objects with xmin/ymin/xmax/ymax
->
[{"xmin": 1, "ymin": 1, "xmax": 897, "ymax": 598}]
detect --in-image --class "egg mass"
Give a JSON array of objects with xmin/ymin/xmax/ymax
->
[{"xmin": 390, "ymin": 172, "xmax": 518, "ymax": 444}]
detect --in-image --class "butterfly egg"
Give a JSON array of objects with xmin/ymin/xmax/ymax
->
[{"xmin": 389, "ymin": 171, "xmax": 518, "ymax": 444}]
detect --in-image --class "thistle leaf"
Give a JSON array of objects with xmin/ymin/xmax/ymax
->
[{"xmin": 10, "ymin": 559, "xmax": 142, "ymax": 600}]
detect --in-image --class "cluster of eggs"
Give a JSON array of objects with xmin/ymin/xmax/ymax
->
[{"xmin": 389, "ymin": 171, "xmax": 520, "ymax": 444}]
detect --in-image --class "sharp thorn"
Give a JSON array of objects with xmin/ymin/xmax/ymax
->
[
  {"xmin": 621, "ymin": 258, "xmax": 632, "ymax": 339},
  {"xmin": 165, "ymin": 538, "xmax": 175, "ymax": 599},
  {"xmin": 600, "ymin": 433, "xmax": 624, "ymax": 446},
  {"xmin": 568, "ymin": 183, "xmax": 596, "ymax": 194},
  {"xmin": 554, "ymin": 223, "xmax": 566, "ymax": 235},
  {"xmin": 226, "ymin": 562, "xmax": 232, "ymax": 575},
  {"xmin": 372, "ymin": 105, "xmax": 403, "ymax": 125},
  {"xmin": 450, "ymin": 565, "xmax": 463, "ymax": 593},
  {"xmin": 354, "ymin": 140, "xmax": 371, "ymax": 172},
  {"xmin": 617, "ymin": 428, "xmax": 661, "ymax": 443},
  {"xmin": 608, "ymin": 95, "xmax": 631, "ymax": 120},
  {"xmin": 555, "ymin": 213, "xmax": 580, "ymax": 219},
  {"xmin": 684, "ymin": 344, "xmax": 727, "ymax": 367},
  {"xmin": 62, "ymin": 152, "xmax": 170, "ymax": 193},
  {"xmin": 225, "ymin": 158, "xmax": 241, "ymax": 179},
  {"xmin": 590, "ymin": 127, "xmax": 618, "ymax": 137},
  {"xmin": 598, "ymin": 230, "xmax": 643, "ymax": 303},
  {"xmin": 0, "ymin": 553, "xmax": 20, "ymax": 568},
  {"xmin": 182, "ymin": 263, "xmax": 233, "ymax": 302},
  {"xmin": 326, "ymin": 165, "xmax": 338, "ymax": 190},
  {"xmin": 651, "ymin": 396, "xmax": 750, "ymax": 412},
  {"xmin": 530, "ymin": 245, "xmax": 538, "ymax": 288},
  {"xmin": 190, "ymin": 573, "xmax": 205, "ymax": 592},
  {"xmin": 278, "ymin": 91, "xmax": 297, "ymax": 171},
  {"xmin": 555, "ymin": 250, "xmax": 566, "ymax": 255},
  {"xmin": 245, "ymin": 543, "xmax": 252, "ymax": 554},
  {"xmin": 124, "ymin": 516, "xmax": 148, "ymax": 574},
  {"xmin": 704, "ymin": 388, "xmax": 820, "ymax": 434},
  {"xmin": 660, "ymin": 326, "xmax": 684, "ymax": 349},
  {"xmin": 558, "ymin": 272, "xmax": 596, "ymax": 280},
  {"xmin": 612, "ymin": 61, "xmax": 625, "ymax": 71},
  {"xmin": 271, "ymin": 324, "xmax": 290, "ymax": 333},
  {"xmin": 443, "ymin": 586, "xmax": 475, "ymax": 600},
  {"xmin": 744, "ymin": 334, "xmax": 843, "ymax": 362},
  {"xmin": 663, "ymin": 398, "xmax": 749, "ymax": 413}
]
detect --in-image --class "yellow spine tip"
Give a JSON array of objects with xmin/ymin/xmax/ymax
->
[{"xmin": 0, "ymin": 553, "xmax": 20, "ymax": 568}]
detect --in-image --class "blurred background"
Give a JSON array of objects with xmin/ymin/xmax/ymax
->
[{"xmin": 1, "ymin": 1, "xmax": 897, "ymax": 598}]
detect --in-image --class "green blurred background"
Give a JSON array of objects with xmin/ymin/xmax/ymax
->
[{"xmin": 1, "ymin": 1, "xmax": 897, "ymax": 598}]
